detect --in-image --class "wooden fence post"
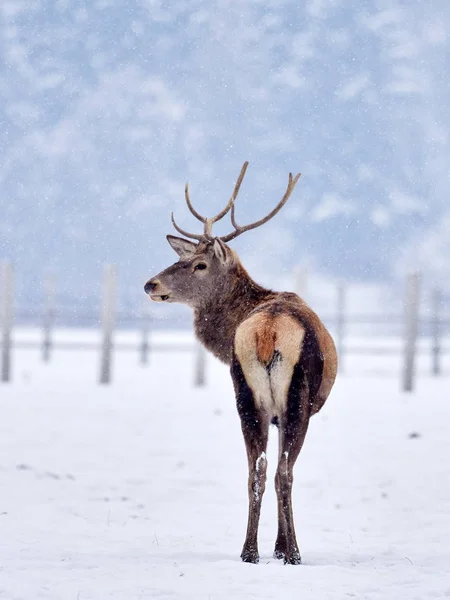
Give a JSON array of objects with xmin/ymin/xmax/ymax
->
[
  {"xmin": 431, "ymin": 289, "xmax": 442, "ymax": 376},
  {"xmin": 140, "ymin": 302, "xmax": 150, "ymax": 366},
  {"xmin": 336, "ymin": 282, "xmax": 346, "ymax": 370},
  {"xmin": 1, "ymin": 262, "xmax": 13, "ymax": 382},
  {"xmin": 99, "ymin": 264, "xmax": 116, "ymax": 384},
  {"xmin": 42, "ymin": 272, "xmax": 55, "ymax": 362},
  {"xmin": 402, "ymin": 271, "xmax": 421, "ymax": 392},
  {"xmin": 194, "ymin": 343, "xmax": 206, "ymax": 387},
  {"xmin": 294, "ymin": 265, "xmax": 308, "ymax": 298}
]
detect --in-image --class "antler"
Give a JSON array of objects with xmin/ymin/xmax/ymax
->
[
  {"xmin": 170, "ymin": 162, "xmax": 300, "ymax": 242},
  {"xmin": 220, "ymin": 171, "xmax": 301, "ymax": 243},
  {"xmin": 171, "ymin": 162, "xmax": 249, "ymax": 240}
]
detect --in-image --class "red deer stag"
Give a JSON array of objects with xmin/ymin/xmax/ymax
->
[{"xmin": 144, "ymin": 162, "xmax": 338, "ymax": 565}]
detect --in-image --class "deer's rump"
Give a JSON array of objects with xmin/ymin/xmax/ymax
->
[{"xmin": 233, "ymin": 298, "xmax": 337, "ymax": 417}]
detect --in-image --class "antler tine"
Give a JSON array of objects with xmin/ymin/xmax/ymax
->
[
  {"xmin": 230, "ymin": 202, "xmax": 239, "ymax": 229},
  {"xmin": 184, "ymin": 183, "xmax": 206, "ymax": 223},
  {"xmin": 220, "ymin": 171, "xmax": 301, "ymax": 243},
  {"xmin": 177, "ymin": 162, "xmax": 249, "ymax": 240},
  {"xmin": 210, "ymin": 161, "xmax": 249, "ymax": 225},
  {"xmin": 170, "ymin": 212, "xmax": 204, "ymax": 241},
  {"xmin": 227, "ymin": 161, "xmax": 249, "ymax": 232}
]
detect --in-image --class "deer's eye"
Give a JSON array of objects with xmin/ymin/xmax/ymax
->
[{"xmin": 194, "ymin": 262, "xmax": 207, "ymax": 271}]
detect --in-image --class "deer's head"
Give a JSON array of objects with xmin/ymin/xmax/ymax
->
[{"xmin": 144, "ymin": 162, "xmax": 301, "ymax": 309}]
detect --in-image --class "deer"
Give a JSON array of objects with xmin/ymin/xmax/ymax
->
[{"xmin": 144, "ymin": 162, "xmax": 338, "ymax": 565}]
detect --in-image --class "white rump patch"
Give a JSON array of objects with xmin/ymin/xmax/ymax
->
[
  {"xmin": 234, "ymin": 314, "xmax": 305, "ymax": 417},
  {"xmin": 238, "ymin": 356, "xmax": 272, "ymax": 411},
  {"xmin": 269, "ymin": 358, "xmax": 297, "ymax": 415}
]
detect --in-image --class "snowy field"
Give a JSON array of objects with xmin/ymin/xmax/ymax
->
[{"xmin": 1, "ymin": 330, "xmax": 450, "ymax": 599}]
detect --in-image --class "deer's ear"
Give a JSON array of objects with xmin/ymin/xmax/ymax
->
[
  {"xmin": 166, "ymin": 235, "xmax": 197, "ymax": 259},
  {"xmin": 213, "ymin": 238, "xmax": 234, "ymax": 266}
]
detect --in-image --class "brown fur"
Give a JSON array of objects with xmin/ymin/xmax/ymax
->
[
  {"xmin": 256, "ymin": 327, "xmax": 276, "ymax": 365},
  {"xmin": 193, "ymin": 260, "xmax": 276, "ymax": 364},
  {"xmin": 235, "ymin": 312, "xmax": 305, "ymax": 369},
  {"xmin": 246, "ymin": 294, "xmax": 337, "ymax": 414},
  {"xmin": 192, "ymin": 272, "xmax": 338, "ymax": 416}
]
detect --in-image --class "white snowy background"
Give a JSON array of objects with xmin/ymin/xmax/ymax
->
[{"xmin": 1, "ymin": 335, "xmax": 450, "ymax": 599}]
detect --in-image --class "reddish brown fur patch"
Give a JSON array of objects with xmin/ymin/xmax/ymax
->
[
  {"xmin": 255, "ymin": 327, "xmax": 276, "ymax": 365},
  {"xmin": 235, "ymin": 313, "xmax": 305, "ymax": 369}
]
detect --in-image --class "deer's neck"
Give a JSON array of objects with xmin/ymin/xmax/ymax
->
[{"xmin": 194, "ymin": 266, "xmax": 272, "ymax": 365}]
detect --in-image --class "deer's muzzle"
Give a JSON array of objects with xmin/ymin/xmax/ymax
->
[
  {"xmin": 144, "ymin": 279, "xmax": 159, "ymax": 294},
  {"xmin": 144, "ymin": 279, "xmax": 171, "ymax": 302}
]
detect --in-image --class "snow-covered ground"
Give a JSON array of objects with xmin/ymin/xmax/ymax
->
[{"xmin": 1, "ymin": 331, "xmax": 450, "ymax": 599}]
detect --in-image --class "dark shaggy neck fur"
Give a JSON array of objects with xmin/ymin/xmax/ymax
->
[{"xmin": 194, "ymin": 263, "xmax": 274, "ymax": 364}]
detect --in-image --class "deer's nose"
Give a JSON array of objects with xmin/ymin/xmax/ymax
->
[{"xmin": 144, "ymin": 279, "xmax": 160, "ymax": 294}]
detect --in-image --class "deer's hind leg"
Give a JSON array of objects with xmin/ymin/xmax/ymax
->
[
  {"xmin": 254, "ymin": 319, "xmax": 310, "ymax": 565},
  {"xmin": 267, "ymin": 353, "xmax": 309, "ymax": 565},
  {"xmin": 274, "ymin": 397, "xmax": 310, "ymax": 565},
  {"xmin": 273, "ymin": 324, "xmax": 323, "ymax": 564},
  {"xmin": 231, "ymin": 354, "xmax": 270, "ymax": 564}
]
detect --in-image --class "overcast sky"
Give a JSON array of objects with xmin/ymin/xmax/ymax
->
[{"xmin": 1, "ymin": 0, "xmax": 449, "ymax": 309}]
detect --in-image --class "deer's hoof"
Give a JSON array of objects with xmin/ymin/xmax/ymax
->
[
  {"xmin": 241, "ymin": 548, "xmax": 259, "ymax": 564},
  {"xmin": 273, "ymin": 548, "xmax": 286, "ymax": 560},
  {"xmin": 283, "ymin": 551, "xmax": 302, "ymax": 565}
]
